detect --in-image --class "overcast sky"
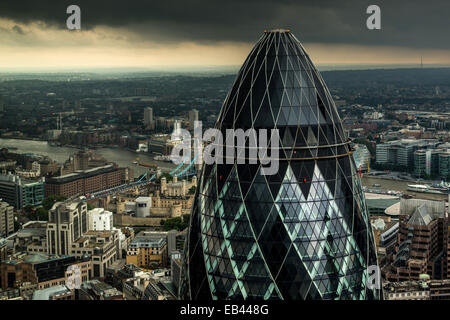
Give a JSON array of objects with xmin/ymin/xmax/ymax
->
[{"xmin": 0, "ymin": 0, "xmax": 449, "ymax": 70}]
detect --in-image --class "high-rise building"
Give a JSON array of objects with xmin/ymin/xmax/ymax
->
[
  {"xmin": 47, "ymin": 201, "xmax": 88, "ymax": 256},
  {"xmin": 438, "ymin": 152, "xmax": 450, "ymax": 180},
  {"xmin": 181, "ymin": 30, "xmax": 380, "ymax": 300},
  {"xmin": 144, "ymin": 107, "xmax": 154, "ymax": 130},
  {"xmin": 0, "ymin": 174, "xmax": 44, "ymax": 209},
  {"xmin": 0, "ymin": 201, "xmax": 14, "ymax": 237},
  {"xmin": 382, "ymin": 199, "xmax": 447, "ymax": 281},
  {"xmin": 414, "ymin": 150, "xmax": 432, "ymax": 177},
  {"xmin": 188, "ymin": 109, "xmax": 199, "ymax": 131},
  {"xmin": 353, "ymin": 144, "xmax": 371, "ymax": 172},
  {"xmin": 0, "ymin": 95, "xmax": 4, "ymax": 113}
]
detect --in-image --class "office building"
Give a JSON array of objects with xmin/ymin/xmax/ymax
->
[
  {"xmin": 45, "ymin": 164, "xmax": 125, "ymax": 198},
  {"xmin": 126, "ymin": 236, "xmax": 167, "ymax": 269},
  {"xmin": 130, "ymin": 230, "xmax": 183, "ymax": 261},
  {"xmin": 88, "ymin": 208, "xmax": 113, "ymax": 231},
  {"xmin": 71, "ymin": 230, "xmax": 119, "ymax": 278},
  {"xmin": 188, "ymin": 109, "xmax": 199, "ymax": 131},
  {"xmin": 0, "ymin": 173, "xmax": 44, "ymax": 209},
  {"xmin": 47, "ymin": 201, "xmax": 89, "ymax": 256},
  {"xmin": 382, "ymin": 199, "xmax": 447, "ymax": 282},
  {"xmin": 414, "ymin": 149, "xmax": 432, "ymax": 177},
  {"xmin": 0, "ymin": 253, "xmax": 90, "ymax": 291},
  {"xmin": 181, "ymin": 30, "xmax": 379, "ymax": 300},
  {"xmin": 0, "ymin": 238, "xmax": 7, "ymax": 261},
  {"xmin": 438, "ymin": 152, "xmax": 450, "ymax": 180},
  {"xmin": 171, "ymin": 251, "xmax": 182, "ymax": 291},
  {"xmin": 353, "ymin": 143, "xmax": 371, "ymax": 172},
  {"xmin": 144, "ymin": 107, "xmax": 155, "ymax": 130},
  {"xmin": 0, "ymin": 201, "xmax": 14, "ymax": 237},
  {"xmin": 414, "ymin": 148, "xmax": 443, "ymax": 178},
  {"xmin": 376, "ymin": 139, "xmax": 439, "ymax": 169}
]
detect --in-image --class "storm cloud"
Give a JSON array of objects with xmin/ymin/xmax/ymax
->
[{"xmin": 0, "ymin": 0, "xmax": 449, "ymax": 49}]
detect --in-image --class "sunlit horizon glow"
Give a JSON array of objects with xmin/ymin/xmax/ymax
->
[{"xmin": 1, "ymin": 18, "xmax": 449, "ymax": 71}]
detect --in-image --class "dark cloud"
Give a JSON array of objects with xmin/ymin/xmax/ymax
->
[
  {"xmin": 0, "ymin": 0, "xmax": 449, "ymax": 49},
  {"xmin": 11, "ymin": 25, "xmax": 25, "ymax": 35}
]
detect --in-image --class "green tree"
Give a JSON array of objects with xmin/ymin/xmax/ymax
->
[
  {"xmin": 42, "ymin": 195, "xmax": 67, "ymax": 210},
  {"xmin": 160, "ymin": 214, "xmax": 190, "ymax": 231},
  {"xmin": 188, "ymin": 186, "xmax": 197, "ymax": 194},
  {"xmin": 23, "ymin": 205, "xmax": 34, "ymax": 216},
  {"xmin": 34, "ymin": 207, "xmax": 49, "ymax": 221},
  {"xmin": 155, "ymin": 172, "xmax": 173, "ymax": 184}
]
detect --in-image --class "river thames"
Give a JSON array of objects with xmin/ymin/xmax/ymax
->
[
  {"xmin": 1, "ymin": 138, "xmax": 448, "ymax": 201},
  {"xmin": 0, "ymin": 138, "xmax": 176, "ymax": 178}
]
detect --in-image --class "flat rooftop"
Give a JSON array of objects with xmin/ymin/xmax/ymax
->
[
  {"xmin": 32, "ymin": 285, "xmax": 71, "ymax": 300},
  {"xmin": 46, "ymin": 164, "xmax": 118, "ymax": 185},
  {"xmin": 130, "ymin": 237, "xmax": 166, "ymax": 248},
  {"xmin": 365, "ymin": 192, "xmax": 400, "ymax": 200}
]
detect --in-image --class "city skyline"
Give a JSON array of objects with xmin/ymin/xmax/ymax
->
[{"xmin": 0, "ymin": 0, "xmax": 449, "ymax": 305}]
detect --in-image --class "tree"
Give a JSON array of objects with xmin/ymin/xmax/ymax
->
[
  {"xmin": 23, "ymin": 205, "xmax": 34, "ymax": 216},
  {"xmin": 42, "ymin": 195, "xmax": 67, "ymax": 210},
  {"xmin": 188, "ymin": 186, "xmax": 197, "ymax": 194},
  {"xmin": 34, "ymin": 207, "xmax": 49, "ymax": 221},
  {"xmin": 160, "ymin": 214, "xmax": 190, "ymax": 231},
  {"xmin": 155, "ymin": 172, "xmax": 173, "ymax": 184}
]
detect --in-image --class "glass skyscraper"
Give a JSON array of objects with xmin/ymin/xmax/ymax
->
[{"xmin": 180, "ymin": 29, "xmax": 380, "ymax": 300}]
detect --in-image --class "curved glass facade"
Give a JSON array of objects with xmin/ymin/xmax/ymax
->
[{"xmin": 180, "ymin": 30, "xmax": 380, "ymax": 300}]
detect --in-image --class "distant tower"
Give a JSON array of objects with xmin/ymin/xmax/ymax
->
[
  {"xmin": 161, "ymin": 177, "xmax": 167, "ymax": 194},
  {"xmin": 435, "ymin": 86, "xmax": 441, "ymax": 96},
  {"xmin": 0, "ymin": 95, "xmax": 4, "ymax": 113},
  {"xmin": 188, "ymin": 109, "xmax": 199, "ymax": 131},
  {"xmin": 144, "ymin": 107, "xmax": 154, "ymax": 129},
  {"xmin": 420, "ymin": 56, "xmax": 423, "ymax": 68},
  {"xmin": 56, "ymin": 113, "xmax": 63, "ymax": 131}
]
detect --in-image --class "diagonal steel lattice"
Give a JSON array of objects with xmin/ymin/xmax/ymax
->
[{"xmin": 180, "ymin": 30, "xmax": 380, "ymax": 300}]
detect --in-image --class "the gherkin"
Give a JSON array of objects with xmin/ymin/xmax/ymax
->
[{"xmin": 180, "ymin": 29, "xmax": 380, "ymax": 300}]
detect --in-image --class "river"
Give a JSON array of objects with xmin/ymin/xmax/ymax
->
[
  {"xmin": 1, "ymin": 138, "xmax": 449, "ymax": 201},
  {"xmin": 0, "ymin": 138, "xmax": 176, "ymax": 178},
  {"xmin": 362, "ymin": 176, "xmax": 448, "ymax": 201}
]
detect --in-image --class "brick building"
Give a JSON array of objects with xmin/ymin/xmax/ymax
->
[
  {"xmin": 45, "ymin": 164, "xmax": 128, "ymax": 198},
  {"xmin": 383, "ymin": 199, "xmax": 447, "ymax": 281}
]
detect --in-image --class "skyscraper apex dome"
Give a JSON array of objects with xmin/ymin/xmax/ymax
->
[
  {"xmin": 265, "ymin": 28, "xmax": 290, "ymax": 33},
  {"xmin": 181, "ymin": 30, "xmax": 380, "ymax": 300}
]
